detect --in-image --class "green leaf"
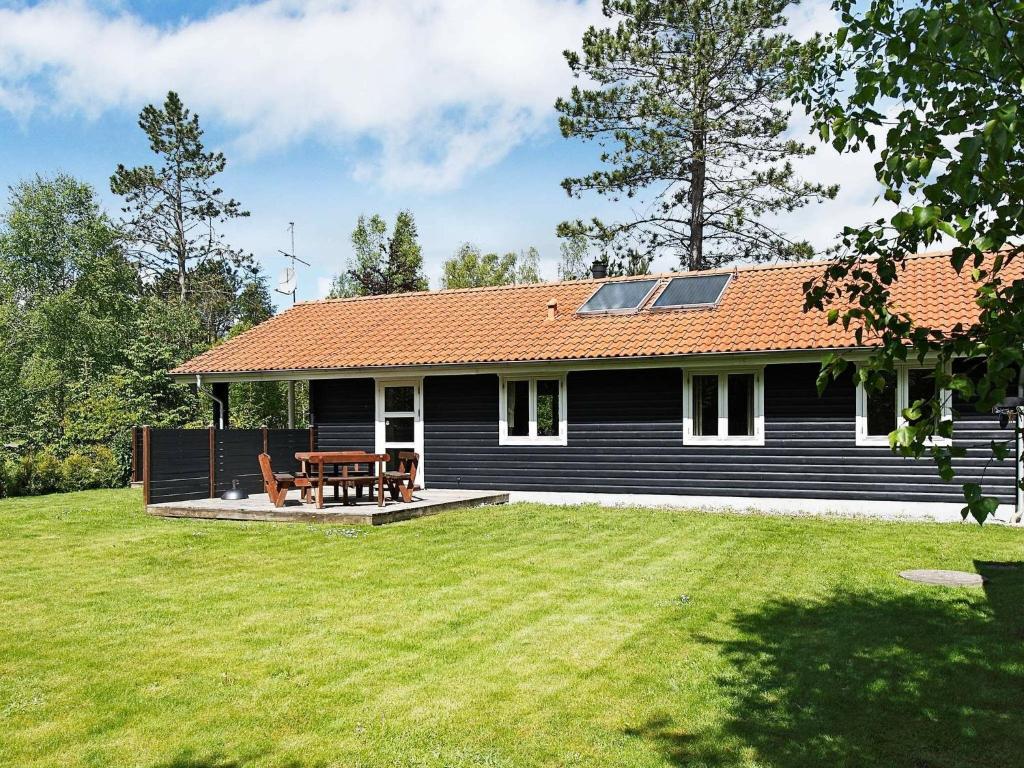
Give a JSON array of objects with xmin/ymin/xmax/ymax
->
[
  {"xmin": 891, "ymin": 211, "xmax": 914, "ymax": 230},
  {"xmin": 913, "ymin": 206, "xmax": 939, "ymax": 227}
]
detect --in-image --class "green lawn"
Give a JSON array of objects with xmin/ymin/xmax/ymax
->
[{"xmin": 1, "ymin": 490, "xmax": 1022, "ymax": 768}]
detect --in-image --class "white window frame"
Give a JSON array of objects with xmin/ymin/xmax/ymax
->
[
  {"xmin": 855, "ymin": 364, "xmax": 953, "ymax": 447},
  {"xmin": 683, "ymin": 368, "xmax": 765, "ymax": 446},
  {"xmin": 498, "ymin": 374, "xmax": 568, "ymax": 446}
]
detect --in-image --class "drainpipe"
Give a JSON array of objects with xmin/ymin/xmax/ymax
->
[
  {"xmin": 1016, "ymin": 366, "xmax": 1023, "ymax": 524},
  {"xmin": 196, "ymin": 375, "xmax": 227, "ymax": 430}
]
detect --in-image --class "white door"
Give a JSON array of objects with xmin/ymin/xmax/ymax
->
[{"xmin": 375, "ymin": 380, "xmax": 424, "ymax": 487}]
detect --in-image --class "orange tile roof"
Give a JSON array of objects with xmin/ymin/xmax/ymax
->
[{"xmin": 171, "ymin": 253, "xmax": 1021, "ymax": 376}]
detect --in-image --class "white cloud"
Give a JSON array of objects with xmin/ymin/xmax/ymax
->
[
  {"xmin": 785, "ymin": 0, "xmax": 841, "ymax": 40},
  {"xmin": 0, "ymin": 0, "xmax": 602, "ymax": 191},
  {"xmin": 315, "ymin": 276, "xmax": 333, "ymax": 298}
]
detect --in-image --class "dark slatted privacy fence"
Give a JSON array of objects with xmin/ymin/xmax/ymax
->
[
  {"xmin": 147, "ymin": 428, "xmax": 211, "ymax": 504},
  {"xmin": 267, "ymin": 428, "xmax": 314, "ymax": 478},
  {"xmin": 215, "ymin": 429, "xmax": 264, "ymax": 497},
  {"xmin": 137, "ymin": 426, "xmax": 314, "ymax": 505}
]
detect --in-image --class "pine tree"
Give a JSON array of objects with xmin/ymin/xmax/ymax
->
[
  {"xmin": 385, "ymin": 211, "xmax": 429, "ymax": 293},
  {"xmin": 111, "ymin": 91, "xmax": 250, "ymax": 301},
  {"xmin": 556, "ymin": 0, "xmax": 838, "ymax": 271}
]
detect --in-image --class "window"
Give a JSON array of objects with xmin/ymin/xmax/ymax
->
[
  {"xmin": 855, "ymin": 365, "xmax": 952, "ymax": 446},
  {"xmin": 865, "ymin": 371, "xmax": 897, "ymax": 438},
  {"xmin": 577, "ymin": 280, "xmax": 659, "ymax": 315},
  {"xmin": 506, "ymin": 379, "xmax": 529, "ymax": 437},
  {"xmin": 375, "ymin": 379, "xmax": 424, "ymax": 482},
  {"xmin": 499, "ymin": 375, "xmax": 567, "ymax": 445},
  {"xmin": 683, "ymin": 369, "xmax": 764, "ymax": 445},
  {"xmin": 650, "ymin": 273, "xmax": 731, "ymax": 310}
]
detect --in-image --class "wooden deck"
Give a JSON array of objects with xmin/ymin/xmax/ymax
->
[{"xmin": 146, "ymin": 488, "xmax": 508, "ymax": 525}]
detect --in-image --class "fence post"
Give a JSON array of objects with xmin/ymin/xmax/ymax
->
[
  {"xmin": 262, "ymin": 425, "xmax": 269, "ymax": 454},
  {"xmin": 142, "ymin": 425, "xmax": 151, "ymax": 506},
  {"xmin": 208, "ymin": 425, "xmax": 216, "ymax": 498},
  {"xmin": 308, "ymin": 425, "xmax": 316, "ymax": 451}
]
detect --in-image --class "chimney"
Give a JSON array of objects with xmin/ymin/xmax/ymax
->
[
  {"xmin": 590, "ymin": 259, "xmax": 608, "ymax": 279},
  {"xmin": 546, "ymin": 299, "xmax": 558, "ymax": 321}
]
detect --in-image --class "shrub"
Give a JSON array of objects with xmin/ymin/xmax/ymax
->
[
  {"xmin": 0, "ymin": 443, "xmax": 129, "ymax": 498},
  {"xmin": 59, "ymin": 452, "xmax": 96, "ymax": 492},
  {"xmin": 106, "ymin": 431, "xmax": 133, "ymax": 487},
  {"xmin": 88, "ymin": 445, "xmax": 124, "ymax": 488},
  {"xmin": 0, "ymin": 455, "xmax": 21, "ymax": 497},
  {"xmin": 24, "ymin": 451, "xmax": 62, "ymax": 496}
]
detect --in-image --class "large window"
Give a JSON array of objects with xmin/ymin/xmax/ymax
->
[
  {"xmin": 855, "ymin": 365, "xmax": 952, "ymax": 446},
  {"xmin": 499, "ymin": 375, "xmax": 567, "ymax": 445},
  {"xmin": 683, "ymin": 369, "xmax": 764, "ymax": 445}
]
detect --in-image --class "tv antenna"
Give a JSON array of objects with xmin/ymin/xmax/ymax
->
[{"xmin": 275, "ymin": 222, "xmax": 310, "ymax": 304}]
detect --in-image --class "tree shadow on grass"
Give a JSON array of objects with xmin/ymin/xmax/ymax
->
[
  {"xmin": 155, "ymin": 755, "xmax": 245, "ymax": 768},
  {"xmin": 154, "ymin": 751, "xmax": 307, "ymax": 768},
  {"xmin": 629, "ymin": 561, "xmax": 1024, "ymax": 767}
]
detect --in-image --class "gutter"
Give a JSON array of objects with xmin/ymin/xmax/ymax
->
[{"xmin": 167, "ymin": 346, "xmax": 873, "ymax": 383}]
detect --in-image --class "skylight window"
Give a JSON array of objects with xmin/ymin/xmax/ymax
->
[
  {"xmin": 651, "ymin": 274, "xmax": 731, "ymax": 310},
  {"xmin": 577, "ymin": 279, "xmax": 659, "ymax": 315}
]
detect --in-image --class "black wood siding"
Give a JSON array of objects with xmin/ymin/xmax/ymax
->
[
  {"xmin": 310, "ymin": 378, "xmax": 375, "ymax": 452},
  {"xmin": 422, "ymin": 365, "xmax": 1016, "ymax": 504},
  {"xmin": 148, "ymin": 428, "xmax": 209, "ymax": 504}
]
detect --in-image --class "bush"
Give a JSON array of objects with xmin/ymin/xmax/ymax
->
[
  {"xmin": 59, "ymin": 452, "xmax": 95, "ymax": 492},
  {"xmin": 0, "ymin": 444, "xmax": 129, "ymax": 498},
  {"xmin": 24, "ymin": 451, "xmax": 62, "ymax": 496},
  {"xmin": 107, "ymin": 432, "xmax": 133, "ymax": 487},
  {"xmin": 88, "ymin": 445, "xmax": 124, "ymax": 488},
  {"xmin": 0, "ymin": 455, "xmax": 25, "ymax": 497}
]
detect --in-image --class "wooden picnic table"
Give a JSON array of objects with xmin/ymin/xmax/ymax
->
[{"xmin": 295, "ymin": 451, "xmax": 389, "ymax": 509}]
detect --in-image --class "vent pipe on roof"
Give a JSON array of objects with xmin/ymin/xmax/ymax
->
[
  {"xmin": 547, "ymin": 299, "xmax": 557, "ymax": 321},
  {"xmin": 590, "ymin": 260, "xmax": 608, "ymax": 279}
]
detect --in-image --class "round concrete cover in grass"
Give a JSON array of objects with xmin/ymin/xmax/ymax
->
[{"xmin": 900, "ymin": 569, "xmax": 985, "ymax": 587}]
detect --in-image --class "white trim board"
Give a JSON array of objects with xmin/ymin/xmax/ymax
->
[{"xmin": 504, "ymin": 491, "xmax": 1021, "ymax": 525}]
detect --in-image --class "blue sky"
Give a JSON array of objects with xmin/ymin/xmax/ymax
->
[{"xmin": 0, "ymin": 0, "xmax": 881, "ymax": 309}]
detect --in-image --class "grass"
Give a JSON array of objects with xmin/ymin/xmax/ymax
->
[{"xmin": 0, "ymin": 490, "xmax": 1022, "ymax": 768}]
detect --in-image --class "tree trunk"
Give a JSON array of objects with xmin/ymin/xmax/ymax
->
[
  {"xmin": 688, "ymin": 129, "xmax": 706, "ymax": 272},
  {"xmin": 177, "ymin": 249, "xmax": 187, "ymax": 302},
  {"xmin": 174, "ymin": 158, "xmax": 187, "ymax": 302}
]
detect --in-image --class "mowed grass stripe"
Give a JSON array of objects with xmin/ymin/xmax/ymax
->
[{"xmin": 1, "ymin": 489, "xmax": 1022, "ymax": 767}]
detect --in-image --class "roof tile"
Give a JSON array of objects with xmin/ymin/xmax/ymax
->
[{"xmin": 172, "ymin": 253, "xmax": 1021, "ymax": 375}]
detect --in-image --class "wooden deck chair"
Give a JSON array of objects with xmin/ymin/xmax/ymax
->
[
  {"xmin": 382, "ymin": 451, "xmax": 419, "ymax": 502},
  {"xmin": 258, "ymin": 452, "xmax": 298, "ymax": 508}
]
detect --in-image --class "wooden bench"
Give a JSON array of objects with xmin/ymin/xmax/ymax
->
[
  {"xmin": 322, "ymin": 462, "xmax": 377, "ymax": 505},
  {"xmin": 258, "ymin": 452, "xmax": 314, "ymax": 508},
  {"xmin": 383, "ymin": 451, "xmax": 419, "ymax": 502}
]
